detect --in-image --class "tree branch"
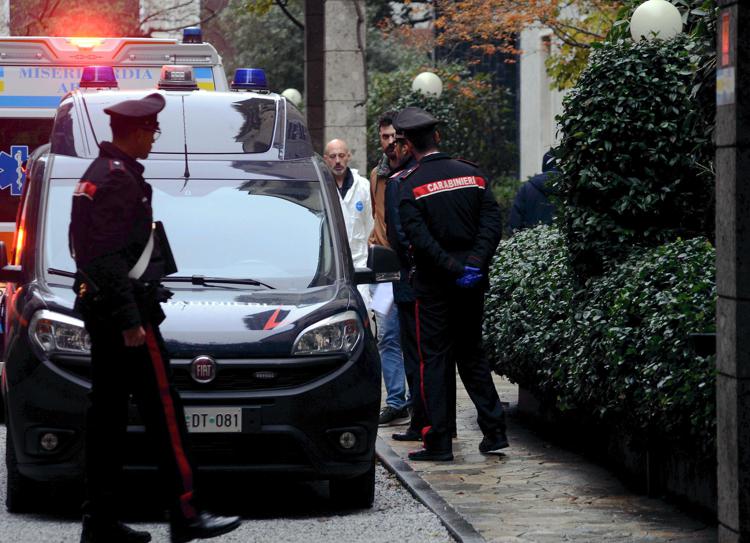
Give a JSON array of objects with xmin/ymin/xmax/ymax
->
[
  {"xmin": 139, "ymin": 0, "xmax": 196, "ymax": 26},
  {"xmin": 275, "ymin": 0, "xmax": 304, "ymax": 30},
  {"xmin": 550, "ymin": 25, "xmax": 593, "ymax": 49},
  {"xmin": 145, "ymin": 8, "xmax": 223, "ymax": 34},
  {"xmin": 553, "ymin": 20, "xmax": 607, "ymax": 40}
]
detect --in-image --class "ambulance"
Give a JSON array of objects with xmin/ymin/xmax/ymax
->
[{"xmin": 0, "ymin": 30, "xmax": 228, "ymax": 251}]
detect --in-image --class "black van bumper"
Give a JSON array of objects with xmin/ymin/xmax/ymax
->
[{"xmin": 5, "ymin": 340, "xmax": 381, "ymax": 483}]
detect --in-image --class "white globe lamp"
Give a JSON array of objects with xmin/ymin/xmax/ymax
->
[
  {"xmin": 630, "ymin": 0, "xmax": 683, "ymax": 41},
  {"xmin": 412, "ymin": 72, "xmax": 443, "ymax": 98},
  {"xmin": 281, "ymin": 88, "xmax": 303, "ymax": 108}
]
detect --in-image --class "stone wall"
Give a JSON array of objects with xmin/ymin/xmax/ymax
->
[
  {"xmin": 323, "ymin": 0, "xmax": 367, "ymax": 173},
  {"xmin": 0, "ymin": 0, "xmax": 8, "ymax": 35}
]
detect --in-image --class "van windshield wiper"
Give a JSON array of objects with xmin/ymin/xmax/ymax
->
[
  {"xmin": 48, "ymin": 268, "xmax": 76, "ymax": 278},
  {"xmin": 166, "ymin": 275, "xmax": 275, "ymax": 289}
]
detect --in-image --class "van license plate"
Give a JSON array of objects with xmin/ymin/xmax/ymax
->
[{"xmin": 184, "ymin": 407, "xmax": 242, "ymax": 433}]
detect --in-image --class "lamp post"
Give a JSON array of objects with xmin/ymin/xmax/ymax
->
[
  {"xmin": 281, "ymin": 88, "xmax": 303, "ymax": 108},
  {"xmin": 412, "ymin": 72, "xmax": 443, "ymax": 98},
  {"xmin": 630, "ymin": 0, "xmax": 683, "ymax": 41}
]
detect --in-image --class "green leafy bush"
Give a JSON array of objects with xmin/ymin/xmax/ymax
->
[
  {"xmin": 484, "ymin": 226, "xmax": 576, "ymax": 394},
  {"xmin": 367, "ymin": 64, "xmax": 517, "ymax": 210},
  {"xmin": 553, "ymin": 36, "xmax": 715, "ymax": 280},
  {"xmin": 485, "ymin": 227, "xmax": 716, "ymax": 447}
]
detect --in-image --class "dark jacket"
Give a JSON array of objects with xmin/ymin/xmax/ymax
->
[
  {"xmin": 398, "ymin": 153, "xmax": 502, "ymax": 287},
  {"xmin": 384, "ymin": 157, "xmax": 417, "ymax": 303},
  {"xmin": 69, "ymin": 142, "xmax": 162, "ymax": 330},
  {"xmin": 509, "ymin": 151, "xmax": 557, "ymax": 232}
]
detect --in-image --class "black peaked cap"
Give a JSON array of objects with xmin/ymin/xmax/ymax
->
[
  {"xmin": 104, "ymin": 93, "xmax": 166, "ymax": 120},
  {"xmin": 394, "ymin": 107, "xmax": 438, "ymax": 131}
]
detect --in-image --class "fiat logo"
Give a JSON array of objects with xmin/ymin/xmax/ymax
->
[{"xmin": 190, "ymin": 355, "xmax": 217, "ymax": 384}]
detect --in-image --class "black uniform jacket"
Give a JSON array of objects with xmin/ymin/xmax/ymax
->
[
  {"xmin": 398, "ymin": 153, "xmax": 502, "ymax": 286},
  {"xmin": 384, "ymin": 157, "xmax": 417, "ymax": 303},
  {"xmin": 69, "ymin": 142, "xmax": 161, "ymax": 330}
]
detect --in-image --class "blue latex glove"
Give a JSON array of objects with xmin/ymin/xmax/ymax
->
[{"xmin": 456, "ymin": 266, "xmax": 483, "ymax": 288}]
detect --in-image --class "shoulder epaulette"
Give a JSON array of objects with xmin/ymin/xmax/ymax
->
[
  {"xmin": 108, "ymin": 159, "xmax": 126, "ymax": 173},
  {"xmin": 401, "ymin": 164, "xmax": 420, "ymax": 179},
  {"xmin": 456, "ymin": 158, "xmax": 478, "ymax": 167}
]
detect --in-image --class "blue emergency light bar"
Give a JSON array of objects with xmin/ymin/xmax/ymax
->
[
  {"xmin": 79, "ymin": 66, "xmax": 118, "ymax": 89},
  {"xmin": 183, "ymin": 27, "xmax": 202, "ymax": 44},
  {"xmin": 231, "ymin": 68, "xmax": 268, "ymax": 91}
]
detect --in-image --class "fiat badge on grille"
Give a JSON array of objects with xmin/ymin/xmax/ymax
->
[{"xmin": 190, "ymin": 355, "xmax": 217, "ymax": 384}]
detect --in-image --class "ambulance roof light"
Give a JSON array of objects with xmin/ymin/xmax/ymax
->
[
  {"xmin": 183, "ymin": 27, "xmax": 202, "ymax": 44},
  {"xmin": 158, "ymin": 65, "xmax": 199, "ymax": 91},
  {"xmin": 79, "ymin": 66, "xmax": 118, "ymax": 89},
  {"xmin": 231, "ymin": 68, "xmax": 268, "ymax": 91},
  {"xmin": 68, "ymin": 37, "xmax": 105, "ymax": 50}
]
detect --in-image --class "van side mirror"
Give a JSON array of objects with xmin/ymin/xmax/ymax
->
[
  {"xmin": 354, "ymin": 245, "xmax": 400, "ymax": 285},
  {"xmin": 0, "ymin": 242, "xmax": 22, "ymax": 283}
]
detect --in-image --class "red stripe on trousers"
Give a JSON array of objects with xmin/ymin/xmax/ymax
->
[
  {"xmin": 415, "ymin": 300, "xmax": 432, "ymax": 446},
  {"xmin": 145, "ymin": 325, "xmax": 197, "ymax": 520}
]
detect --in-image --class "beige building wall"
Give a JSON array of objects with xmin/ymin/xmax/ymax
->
[
  {"xmin": 323, "ymin": 0, "xmax": 367, "ymax": 173},
  {"xmin": 519, "ymin": 27, "xmax": 567, "ymax": 180}
]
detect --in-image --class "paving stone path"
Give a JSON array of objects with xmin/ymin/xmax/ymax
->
[{"xmin": 379, "ymin": 376, "xmax": 717, "ymax": 543}]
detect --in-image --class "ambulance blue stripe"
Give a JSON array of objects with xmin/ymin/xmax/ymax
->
[
  {"xmin": 0, "ymin": 67, "xmax": 4, "ymax": 78},
  {"xmin": 193, "ymin": 67, "xmax": 213, "ymax": 80},
  {"xmin": 0, "ymin": 96, "xmax": 60, "ymax": 108}
]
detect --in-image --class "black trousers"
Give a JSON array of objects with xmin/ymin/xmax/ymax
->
[
  {"xmin": 413, "ymin": 284, "xmax": 505, "ymax": 452},
  {"xmin": 398, "ymin": 300, "xmax": 456, "ymax": 435},
  {"xmin": 397, "ymin": 300, "xmax": 426, "ymax": 432},
  {"xmin": 83, "ymin": 318, "xmax": 198, "ymax": 523}
]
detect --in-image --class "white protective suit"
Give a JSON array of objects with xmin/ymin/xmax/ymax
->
[{"xmin": 339, "ymin": 168, "xmax": 374, "ymax": 308}]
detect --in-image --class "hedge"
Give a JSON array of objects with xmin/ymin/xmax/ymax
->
[
  {"xmin": 553, "ymin": 36, "xmax": 715, "ymax": 280},
  {"xmin": 484, "ymin": 226, "xmax": 716, "ymax": 451}
]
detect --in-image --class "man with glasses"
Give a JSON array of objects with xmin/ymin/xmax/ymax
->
[
  {"xmin": 70, "ymin": 93, "xmax": 241, "ymax": 543},
  {"xmin": 383, "ymin": 129, "xmax": 428, "ymax": 440},
  {"xmin": 368, "ymin": 111, "xmax": 410, "ymax": 427}
]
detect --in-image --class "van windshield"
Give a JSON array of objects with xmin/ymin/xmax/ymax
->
[{"xmin": 45, "ymin": 177, "xmax": 337, "ymax": 290}]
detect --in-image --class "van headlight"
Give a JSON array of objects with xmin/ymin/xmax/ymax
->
[
  {"xmin": 292, "ymin": 311, "xmax": 363, "ymax": 355},
  {"xmin": 29, "ymin": 310, "xmax": 91, "ymax": 355}
]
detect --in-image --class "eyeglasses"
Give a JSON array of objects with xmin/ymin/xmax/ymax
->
[{"xmin": 140, "ymin": 126, "xmax": 161, "ymax": 141}]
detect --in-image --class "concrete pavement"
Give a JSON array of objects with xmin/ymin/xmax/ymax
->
[{"xmin": 378, "ymin": 375, "xmax": 717, "ymax": 543}]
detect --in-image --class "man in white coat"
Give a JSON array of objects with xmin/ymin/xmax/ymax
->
[{"xmin": 323, "ymin": 138, "xmax": 374, "ymax": 307}]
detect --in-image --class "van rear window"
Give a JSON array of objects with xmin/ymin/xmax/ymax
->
[{"xmin": 83, "ymin": 92, "xmax": 278, "ymax": 155}]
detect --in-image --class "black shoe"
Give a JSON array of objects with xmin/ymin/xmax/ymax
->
[
  {"xmin": 170, "ymin": 512, "xmax": 241, "ymax": 543},
  {"xmin": 479, "ymin": 433, "xmax": 509, "ymax": 454},
  {"xmin": 392, "ymin": 428, "xmax": 421, "ymax": 441},
  {"xmin": 408, "ymin": 448, "xmax": 453, "ymax": 461},
  {"xmin": 81, "ymin": 515, "xmax": 152, "ymax": 543},
  {"xmin": 379, "ymin": 406, "xmax": 410, "ymax": 426}
]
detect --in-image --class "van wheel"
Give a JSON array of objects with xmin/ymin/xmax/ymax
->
[
  {"xmin": 6, "ymin": 426, "xmax": 36, "ymax": 513},
  {"xmin": 329, "ymin": 462, "xmax": 375, "ymax": 509}
]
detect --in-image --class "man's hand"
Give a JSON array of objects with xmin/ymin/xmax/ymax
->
[
  {"xmin": 456, "ymin": 266, "xmax": 483, "ymax": 288},
  {"xmin": 123, "ymin": 325, "xmax": 146, "ymax": 347}
]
